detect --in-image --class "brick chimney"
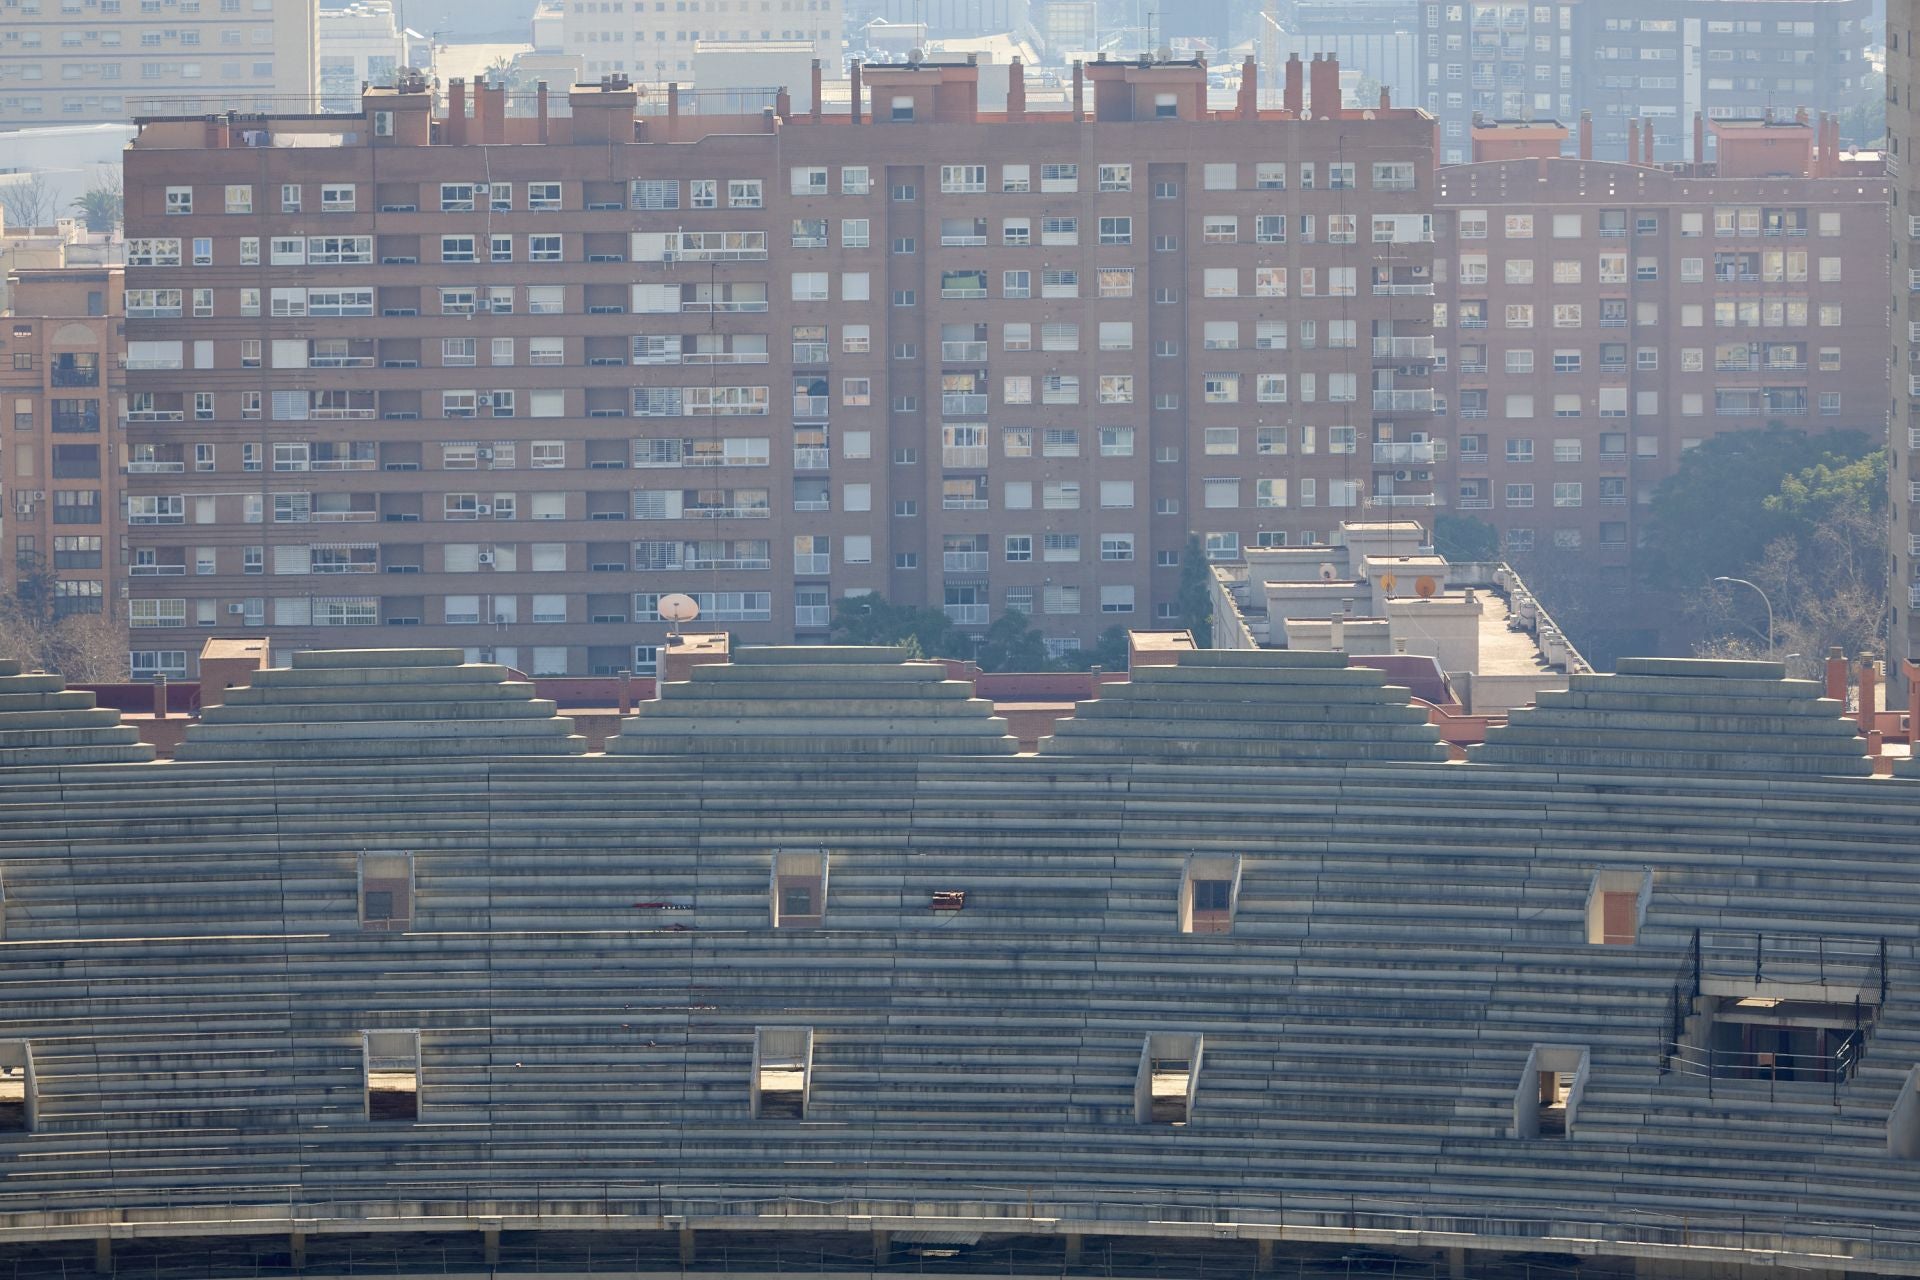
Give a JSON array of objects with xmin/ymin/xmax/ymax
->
[
  {"xmin": 1626, "ymin": 118, "xmax": 1639, "ymax": 164},
  {"xmin": 447, "ymin": 78, "xmax": 467, "ymax": 145},
  {"xmin": 1579, "ymin": 110, "xmax": 1592, "ymax": 160},
  {"xmin": 1007, "ymin": 56, "xmax": 1025, "ymax": 121},
  {"xmin": 1693, "ymin": 111, "xmax": 1704, "ymax": 167},
  {"xmin": 1284, "ymin": 53, "xmax": 1304, "ymax": 116},
  {"xmin": 1309, "ymin": 53, "xmax": 1341, "ymax": 118},
  {"xmin": 849, "ymin": 60, "xmax": 863, "ymax": 123},
  {"xmin": 811, "ymin": 58, "xmax": 823, "ymax": 121},
  {"xmin": 1643, "ymin": 118, "xmax": 1654, "ymax": 165},
  {"xmin": 1071, "ymin": 60, "xmax": 1084, "ymax": 120},
  {"xmin": 1239, "ymin": 55, "xmax": 1257, "ymax": 119}
]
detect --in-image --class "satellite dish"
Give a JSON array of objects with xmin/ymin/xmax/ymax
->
[
  {"xmin": 657, "ymin": 592, "xmax": 700, "ymax": 636},
  {"xmin": 1379, "ymin": 572, "xmax": 1398, "ymax": 594},
  {"xmin": 1319, "ymin": 562, "xmax": 1338, "ymax": 582},
  {"xmin": 1414, "ymin": 576, "xmax": 1439, "ymax": 599}
]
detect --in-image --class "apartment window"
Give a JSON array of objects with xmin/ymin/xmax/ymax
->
[{"xmin": 224, "ymin": 184, "xmax": 251, "ymax": 213}]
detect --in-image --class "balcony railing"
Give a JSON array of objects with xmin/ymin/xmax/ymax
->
[
  {"xmin": 50, "ymin": 368, "xmax": 99, "ymax": 387},
  {"xmin": 1366, "ymin": 493, "xmax": 1440, "ymax": 507},
  {"xmin": 1372, "ymin": 389, "xmax": 1434, "ymax": 412},
  {"xmin": 944, "ymin": 604, "xmax": 989, "ymax": 625},
  {"xmin": 942, "ymin": 497, "xmax": 989, "ymax": 511},
  {"xmin": 792, "ymin": 396, "xmax": 830, "ymax": 417},
  {"xmin": 1372, "ymin": 336, "xmax": 1435, "ymax": 360},
  {"xmin": 942, "ymin": 552, "xmax": 989, "ymax": 573},
  {"xmin": 311, "ymin": 510, "xmax": 377, "ymax": 522},
  {"xmin": 793, "ymin": 447, "xmax": 829, "ymax": 470},
  {"xmin": 125, "ymin": 410, "xmax": 185, "ymax": 422},
  {"xmin": 1373, "ymin": 283, "xmax": 1435, "ymax": 296},
  {"xmin": 310, "ymin": 408, "xmax": 376, "ymax": 420},
  {"xmin": 941, "ymin": 342, "xmax": 988, "ymax": 362},
  {"xmin": 794, "ymin": 555, "xmax": 830, "ymax": 575},
  {"xmin": 1459, "ymin": 362, "xmax": 1488, "ymax": 374},
  {"xmin": 1373, "ymin": 441, "xmax": 1437, "ymax": 465},
  {"xmin": 126, "ymin": 461, "xmax": 186, "ymax": 473},
  {"xmin": 687, "ymin": 504, "xmax": 772, "ymax": 518},
  {"xmin": 310, "ymin": 355, "xmax": 376, "ymax": 368},
  {"xmin": 1457, "ymin": 497, "xmax": 1492, "ymax": 510},
  {"xmin": 792, "ymin": 498, "xmax": 830, "ymax": 512},
  {"xmin": 130, "ymin": 563, "xmax": 188, "ymax": 575},
  {"xmin": 941, "ymin": 447, "xmax": 988, "ymax": 468},
  {"xmin": 942, "ymin": 394, "xmax": 988, "ymax": 416}
]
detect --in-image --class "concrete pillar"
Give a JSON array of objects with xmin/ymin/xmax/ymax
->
[
  {"xmin": 290, "ymin": 1231, "xmax": 307, "ymax": 1270},
  {"xmin": 1064, "ymin": 1234, "xmax": 1082, "ymax": 1265},
  {"xmin": 94, "ymin": 1238, "xmax": 111, "ymax": 1275},
  {"xmin": 483, "ymin": 1227, "xmax": 500, "ymax": 1265},
  {"xmin": 152, "ymin": 673, "xmax": 168, "ymax": 719},
  {"xmin": 618, "ymin": 669, "xmax": 633, "ymax": 715},
  {"xmin": 1858, "ymin": 655, "xmax": 1878, "ymax": 733},
  {"xmin": 1257, "ymin": 1239, "xmax": 1275, "ymax": 1271},
  {"xmin": 1448, "ymin": 1249, "xmax": 1467, "ymax": 1280},
  {"xmin": 678, "ymin": 1228, "xmax": 696, "ymax": 1265},
  {"xmin": 1825, "ymin": 648, "xmax": 1848, "ymax": 703},
  {"xmin": 872, "ymin": 1230, "xmax": 891, "ymax": 1265}
]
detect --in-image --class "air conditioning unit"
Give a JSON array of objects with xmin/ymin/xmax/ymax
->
[
  {"xmin": 1411, "ymin": 265, "xmax": 1430, "ymax": 278},
  {"xmin": 1415, "ymin": 470, "xmax": 1431, "ymax": 482},
  {"xmin": 227, "ymin": 602, "xmax": 246, "ymax": 615},
  {"xmin": 493, "ymin": 614, "xmax": 513, "ymax": 625},
  {"xmin": 31, "ymin": 491, "xmax": 44, "ymax": 501},
  {"xmin": 477, "ymin": 551, "xmax": 495, "ymax": 565},
  {"xmin": 473, "ymin": 183, "xmax": 491, "ymax": 196},
  {"xmin": 475, "ymin": 394, "xmax": 493, "ymax": 407},
  {"xmin": 475, "ymin": 504, "xmax": 492, "ymax": 516},
  {"xmin": 1395, "ymin": 470, "xmax": 1414, "ymax": 482},
  {"xmin": 476, "ymin": 447, "xmax": 493, "ymax": 460},
  {"xmin": 478, "ymin": 649, "xmax": 495, "ymax": 663}
]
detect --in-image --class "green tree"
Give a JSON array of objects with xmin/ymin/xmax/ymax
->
[
  {"xmin": 829, "ymin": 592, "xmax": 972, "ymax": 660},
  {"xmin": 1176, "ymin": 534, "xmax": 1213, "ymax": 647},
  {"xmin": 69, "ymin": 170, "xmax": 122, "ymax": 235},
  {"xmin": 1433, "ymin": 513, "xmax": 1499, "ymax": 563},
  {"xmin": 1060, "ymin": 624, "xmax": 1130, "ymax": 672},
  {"xmin": 1839, "ymin": 73, "xmax": 1886, "ymax": 149},
  {"xmin": 1636, "ymin": 425, "xmax": 1878, "ymax": 592},
  {"xmin": 975, "ymin": 610, "xmax": 1054, "ymax": 672}
]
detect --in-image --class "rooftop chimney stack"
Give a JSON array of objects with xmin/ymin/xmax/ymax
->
[
  {"xmin": 1643, "ymin": 119, "xmax": 1654, "ymax": 166},
  {"xmin": 1072, "ymin": 60, "xmax": 1084, "ymax": 120},
  {"xmin": 1309, "ymin": 53, "xmax": 1341, "ymax": 118},
  {"xmin": 849, "ymin": 60, "xmax": 863, "ymax": 123},
  {"xmin": 1008, "ymin": 56, "xmax": 1026, "ymax": 121},
  {"xmin": 1627, "ymin": 118, "xmax": 1639, "ymax": 164},
  {"xmin": 1284, "ymin": 53, "xmax": 1304, "ymax": 116},
  {"xmin": 1579, "ymin": 109, "xmax": 1593, "ymax": 160},
  {"xmin": 536, "ymin": 80, "xmax": 549, "ymax": 142},
  {"xmin": 447, "ymin": 77, "xmax": 466, "ymax": 145},
  {"xmin": 1693, "ymin": 111, "xmax": 1704, "ymax": 167},
  {"xmin": 1239, "ymin": 55, "xmax": 1258, "ymax": 119}
]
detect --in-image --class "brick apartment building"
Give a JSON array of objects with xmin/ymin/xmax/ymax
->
[
  {"xmin": 0, "ymin": 0, "xmax": 317, "ymax": 128},
  {"xmin": 118, "ymin": 56, "xmax": 1436, "ymax": 676},
  {"xmin": 1433, "ymin": 115, "xmax": 1889, "ymax": 577},
  {"xmin": 0, "ymin": 267, "xmax": 123, "ymax": 631},
  {"xmin": 1897, "ymin": 0, "xmax": 1920, "ymax": 690}
]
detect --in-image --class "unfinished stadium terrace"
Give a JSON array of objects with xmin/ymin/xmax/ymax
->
[{"xmin": 0, "ymin": 643, "xmax": 1918, "ymax": 1280}]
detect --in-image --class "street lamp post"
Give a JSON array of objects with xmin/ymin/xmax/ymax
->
[{"xmin": 1712, "ymin": 576, "xmax": 1774, "ymax": 655}]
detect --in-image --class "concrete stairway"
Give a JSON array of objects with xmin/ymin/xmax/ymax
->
[
  {"xmin": 1040, "ymin": 649, "xmax": 1448, "ymax": 762},
  {"xmin": 608, "ymin": 646, "xmax": 1018, "ymax": 755},
  {"xmin": 1471, "ymin": 657, "xmax": 1872, "ymax": 777},
  {"xmin": 176, "ymin": 648, "xmax": 586, "ymax": 761},
  {"xmin": 0, "ymin": 660, "xmax": 152, "ymax": 767}
]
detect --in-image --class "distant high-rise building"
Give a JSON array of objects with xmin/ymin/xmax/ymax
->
[
  {"xmin": 563, "ymin": 0, "xmax": 844, "ymax": 82},
  {"xmin": 318, "ymin": 2, "xmax": 408, "ymax": 113},
  {"xmin": 0, "ymin": 0, "xmax": 318, "ymax": 128}
]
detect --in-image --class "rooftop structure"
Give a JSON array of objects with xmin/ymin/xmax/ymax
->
[
  {"xmin": 118, "ymin": 55, "xmax": 1436, "ymax": 677},
  {"xmin": 0, "ymin": 642, "xmax": 1911, "ymax": 1279},
  {"xmin": 1208, "ymin": 519, "xmax": 1580, "ymax": 715}
]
